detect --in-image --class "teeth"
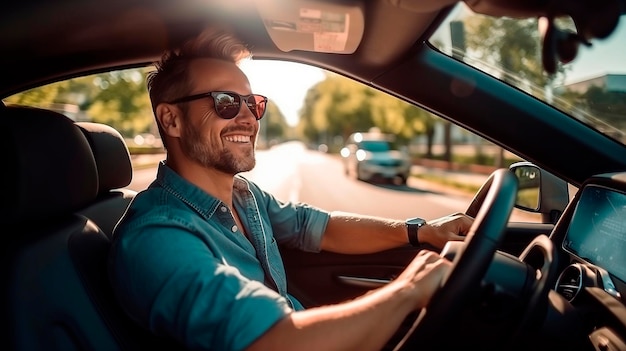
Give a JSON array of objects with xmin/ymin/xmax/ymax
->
[{"xmin": 224, "ymin": 135, "xmax": 250, "ymax": 143}]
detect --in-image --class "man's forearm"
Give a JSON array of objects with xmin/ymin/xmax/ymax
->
[
  {"xmin": 320, "ymin": 211, "xmax": 408, "ymax": 254},
  {"xmin": 246, "ymin": 280, "xmax": 415, "ymax": 351}
]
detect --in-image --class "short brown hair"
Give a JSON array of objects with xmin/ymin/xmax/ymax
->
[{"xmin": 147, "ymin": 26, "xmax": 251, "ymax": 112}]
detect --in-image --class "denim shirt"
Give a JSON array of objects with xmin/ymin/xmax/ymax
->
[{"xmin": 108, "ymin": 162, "xmax": 330, "ymax": 351}]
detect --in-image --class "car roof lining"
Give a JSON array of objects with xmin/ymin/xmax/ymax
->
[{"xmin": 0, "ymin": 0, "xmax": 569, "ymax": 97}]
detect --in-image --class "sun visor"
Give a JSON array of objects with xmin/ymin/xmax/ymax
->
[{"xmin": 256, "ymin": 0, "xmax": 364, "ymax": 54}]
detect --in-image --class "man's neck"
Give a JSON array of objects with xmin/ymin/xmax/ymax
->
[{"xmin": 167, "ymin": 157, "xmax": 235, "ymax": 207}]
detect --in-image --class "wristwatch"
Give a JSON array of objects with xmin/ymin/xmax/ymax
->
[{"xmin": 406, "ymin": 217, "xmax": 426, "ymax": 247}]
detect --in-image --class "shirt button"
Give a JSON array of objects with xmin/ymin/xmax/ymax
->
[
  {"xmin": 231, "ymin": 225, "xmax": 238, "ymax": 232},
  {"xmin": 220, "ymin": 206, "xmax": 228, "ymax": 212}
]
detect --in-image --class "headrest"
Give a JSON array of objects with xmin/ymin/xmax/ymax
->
[
  {"xmin": 1, "ymin": 106, "xmax": 98, "ymax": 223},
  {"xmin": 76, "ymin": 122, "xmax": 133, "ymax": 194}
]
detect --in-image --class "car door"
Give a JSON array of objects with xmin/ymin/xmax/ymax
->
[
  {"xmin": 278, "ymin": 221, "xmax": 551, "ymax": 350},
  {"xmin": 279, "ymin": 222, "xmax": 551, "ymax": 308}
]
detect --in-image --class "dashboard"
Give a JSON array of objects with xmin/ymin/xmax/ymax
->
[
  {"xmin": 563, "ymin": 184, "xmax": 626, "ymax": 281},
  {"xmin": 538, "ymin": 172, "xmax": 626, "ymax": 351},
  {"xmin": 557, "ymin": 184, "xmax": 626, "ymax": 302}
]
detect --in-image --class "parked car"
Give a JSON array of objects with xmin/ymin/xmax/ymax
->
[
  {"xmin": 3, "ymin": 1, "xmax": 626, "ymax": 351},
  {"xmin": 340, "ymin": 131, "xmax": 412, "ymax": 185}
]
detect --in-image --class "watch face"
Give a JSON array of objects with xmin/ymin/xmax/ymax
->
[{"xmin": 407, "ymin": 217, "xmax": 426, "ymax": 226}]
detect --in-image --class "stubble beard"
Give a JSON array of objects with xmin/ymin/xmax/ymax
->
[{"xmin": 181, "ymin": 123, "xmax": 256, "ymax": 174}]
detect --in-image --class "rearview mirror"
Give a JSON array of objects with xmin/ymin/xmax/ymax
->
[{"xmin": 509, "ymin": 161, "xmax": 569, "ymax": 224}]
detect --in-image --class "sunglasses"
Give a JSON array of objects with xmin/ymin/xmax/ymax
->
[{"xmin": 169, "ymin": 91, "xmax": 268, "ymax": 120}]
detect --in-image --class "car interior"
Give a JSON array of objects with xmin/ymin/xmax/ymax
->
[
  {"xmin": 2, "ymin": 105, "xmax": 182, "ymax": 350},
  {"xmin": 76, "ymin": 121, "xmax": 137, "ymax": 238},
  {"xmin": 3, "ymin": 0, "xmax": 626, "ymax": 350}
]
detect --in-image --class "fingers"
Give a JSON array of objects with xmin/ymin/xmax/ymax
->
[
  {"xmin": 403, "ymin": 250, "xmax": 451, "ymax": 308},
  {"xmin": 424, "ymin": 216, "xmax": 470, "ymax": 262},
  {"xmin": 407, "ymin": 250, "xmax": 450, "ymax": 277},
  {"xmin": 436, "ymin": 213, "xmax": 474, "ymax": 236},
  {"xmin": 416, "ymin": 213, "xmax": 474, "ymax": 250},
  {"xmin": 415, "ymin": 249, "xmax": 440, "ymax": 259}
]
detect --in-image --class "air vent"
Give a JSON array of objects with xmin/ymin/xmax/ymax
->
[{"xmin": 555, "ymin": 264, "xmax": 583, "ymax": 302}]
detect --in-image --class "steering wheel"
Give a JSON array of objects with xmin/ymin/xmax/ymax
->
[
  {"xmin": 395, "ymin": 168, "xmax": 518, "ymax": 350},
  {"xmin": 465, "ymin": 170, "xmax": 497, "ymax": 218},
  {"xmin": 466, "ymin": 169, "xmax": 558, "ymax": 346}
]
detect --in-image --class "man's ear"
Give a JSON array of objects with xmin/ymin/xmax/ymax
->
[{"xmin": 156, "ymin": 103, "xmax": 182, "ymax": 138}]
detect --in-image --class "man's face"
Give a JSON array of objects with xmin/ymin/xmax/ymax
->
[{"xmin": 180, "ymin": 58, "xmax": 259, "ymax": 174}]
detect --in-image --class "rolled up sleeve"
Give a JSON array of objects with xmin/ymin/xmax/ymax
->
[{"xmin": 249, "ymin": 183, "xmax": 330, "ymax": 252}]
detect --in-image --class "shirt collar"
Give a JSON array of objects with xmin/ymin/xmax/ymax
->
[{"xmin": 154, "ymin": 162, "xmax": 250, "ymax": 219}]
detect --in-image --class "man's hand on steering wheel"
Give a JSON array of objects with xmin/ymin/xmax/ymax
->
[{"xmin": 420, "ymin": 213, "xmax": 474, "ymax": 250}]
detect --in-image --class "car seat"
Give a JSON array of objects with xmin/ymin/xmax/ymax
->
[
  {"xmin": 1, "ymin": 105, "xmax": 181, "ymax": 350},
  {"xmin": 76, "ymin": 121, "xmax": 137, "ymax": 238}
]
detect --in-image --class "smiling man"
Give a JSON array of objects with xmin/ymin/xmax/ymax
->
[{"xmin": 108, "ymin": 26, "xmax": 473, "ymax": 351}]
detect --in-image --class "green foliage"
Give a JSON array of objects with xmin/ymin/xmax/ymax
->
[
  {"xmin": 4, "ymin": 82, "xmax": 67, "ymax": 106},
  {"xmin": 464, "ymin": 16, "xmax": 548, "ymax": 85},
  {"xmin": 412, "ymin": 173, "xmax": 482, "ymax": 194},
  {"xmin": 83, "ymin": 69, "xmax": 154, "ymax": 137},
  {"xmin": 425, "ymin": 152, "xmax": 522, "ymax": 168},
  {"xmin": 517, "ymin": 188, "xmax": 540, "ymax": 210},
  {"xmin": 261, "ymin": 100, "xmax": 291, "ymax": 144},
  {"xmin": 5, "ymin": 68, "xmax": 156, "ymax": 138},
  {"xmin": 296, "ymin": 72, "xmax": 438, "ymax": 147}
]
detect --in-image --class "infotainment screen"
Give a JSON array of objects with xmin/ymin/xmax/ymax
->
[{"xmin": 563, "ymin": 185, "xmax": 626, "ymax": 283}]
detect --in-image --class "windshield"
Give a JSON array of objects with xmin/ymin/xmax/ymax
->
[{"xmin": 429, "ymin": 3, "xmax": 626, "ymax": 145}]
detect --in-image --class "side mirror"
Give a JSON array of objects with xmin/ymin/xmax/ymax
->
[
  {"xmin": 511, "ymin": 164, "xmax": 541, "ymax": 211},
  {"xmin": 509, "ymin": 161, "xmax": 569, "ymax": 224}
]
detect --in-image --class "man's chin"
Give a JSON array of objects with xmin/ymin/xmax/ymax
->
[{"xmin": 233, "ymin": 157, "xmax": 256, "ymax": 174}]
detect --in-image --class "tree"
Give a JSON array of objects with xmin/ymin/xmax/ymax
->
[
  {"xmin": 4, "ymin": 82, "xmax": 66, "ymax": 107},
  {"xmin": 464, "ymin": 16, "xmax": 545, "ymax": 166},
  {"xmin": 5, "ymin": 68, "xmax": 153, "ymax": 138},
  {"xmin": 260, "ymin": 100, "xmax": 290, "ymax": 146},
  {"xmin": 297, "ymin": 74, "xmax": 374, "ymax": 144},
  {"xmin": 80, "ymin": 69, "xmax": 153, "ymax": 137},
  {"xmin": 297, "ymin": 72, "xmax": 435, "ymax": 149}
]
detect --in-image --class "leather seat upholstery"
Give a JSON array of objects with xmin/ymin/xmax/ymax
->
[
  {"xmin": 1, "ymin": 106, "xmax": 179, "ymax": 350},
  {"xmin": 2, "ymin": 106, "xmax": 98, "ymax": 223},
  {"xmin": 76, "ymin": 121, "xmax": 137, "ymax": 238}
]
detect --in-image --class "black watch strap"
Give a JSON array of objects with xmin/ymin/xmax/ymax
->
[{"xmin": 406, "ymin": 217, "xmax": 426, "ymax": 247}]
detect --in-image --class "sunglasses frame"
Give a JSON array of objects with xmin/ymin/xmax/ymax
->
[{"xmin": 168, "ymin": 91, "xmax": 268, "ymax": 120}]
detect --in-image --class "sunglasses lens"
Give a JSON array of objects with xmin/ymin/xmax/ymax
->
[
  {"xmin": 212, "ymin": 92, "xmax": 267, "ymax": 120},
  {"xmin": 245, "ymin": 95, "xmax": 267, "ymax": 120},
  {"xmin": 213, "ymin": 92, "xmax": 241, "ymax": 119}
]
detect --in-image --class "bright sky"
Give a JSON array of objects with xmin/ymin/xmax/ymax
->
[
  {"xmin": 566, "ymin": 18, "xmax": 626, "ymax": 83},
  {"xmin": 240, "ymin": 60, "xmax": 326, "ymax": 126}
]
